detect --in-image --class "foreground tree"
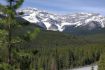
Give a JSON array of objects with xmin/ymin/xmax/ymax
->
[{"xmin": 0, "ymin": 0, "xmax": 24, "ymax": 65}]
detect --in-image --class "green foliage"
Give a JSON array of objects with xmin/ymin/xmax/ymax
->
[
  {"xmin": 0, "ymin": 0, "xmax": 39, "ymax": 70},
  {"xmin": 0, "ymin": 63, "xmax": 11, "ymax": 70},
  {"xmin": 98, "ymin": 53, "xmax": 105, "ymax": 70},
  {"xmin": 18, "ymin": 52, "xmax": 33, "ymax": 70},
  {"xmin": 26, "ymin": 28, "xmax": 41, "ymax": 41}
]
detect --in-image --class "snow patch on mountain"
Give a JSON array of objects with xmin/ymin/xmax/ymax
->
[{"xmin": 18, "ymin": 7, "xmax": 105, "ymax": 31}]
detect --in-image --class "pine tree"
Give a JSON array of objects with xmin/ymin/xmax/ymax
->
[
  {"xmin": 0, "ymin": 1, "xmax": 40, "ymax": 70},
  {"xmin": 0, "ymin": 0, "xmax": 24, "ymax": 65}
]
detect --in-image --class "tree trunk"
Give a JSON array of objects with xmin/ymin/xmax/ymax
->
[{"xmin": 8, "ymin": 1, "xmax": 13, "ymax": 65}]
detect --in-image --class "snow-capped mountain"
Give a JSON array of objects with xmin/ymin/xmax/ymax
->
[{"xmin": 18, "ymin": 7, "xmax": 105, "ymax": 32}]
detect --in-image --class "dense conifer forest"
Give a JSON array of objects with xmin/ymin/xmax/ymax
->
[
  {"xmin": 0, "ymin": 23, "xmax": 105, "ymax": 70},
  {"xmin": 0, "ymin": 0, "xmax": 105, "ymax": 70}
]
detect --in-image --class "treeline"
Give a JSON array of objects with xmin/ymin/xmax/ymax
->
[
  {"xmin": 0, "ymin": 42, "xmax": 105, "ymax": 70},
  {"xmin": 32, "ymin": 45, "xmax": 105, "ymax": 70}
]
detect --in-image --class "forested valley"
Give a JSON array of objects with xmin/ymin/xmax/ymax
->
[{"xmin": 0, "ymin": 0, "xmax": 105, "ymax": 70}]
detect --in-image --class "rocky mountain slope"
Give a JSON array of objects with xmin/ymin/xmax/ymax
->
[{"xmin": 18, "ymin": 7, "xmax": 105, "ymax": 32}]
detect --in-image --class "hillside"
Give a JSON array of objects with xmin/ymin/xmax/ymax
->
[
  {"xmin": 14, "ymin": 23, "xmax": 105, "ymax": 48},
  {"xmin": 17, "ymin": 23, "xmax": 105, "ymax": 69}
]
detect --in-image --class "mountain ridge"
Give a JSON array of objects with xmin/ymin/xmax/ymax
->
[{"xmin": 18, "ymin": 7, "xmax": 105, "ymax": 32}]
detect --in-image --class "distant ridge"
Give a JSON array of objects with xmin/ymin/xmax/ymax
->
[{"xmin": 18, "ymin": 7, "xmax": 105, "ymax": 33}]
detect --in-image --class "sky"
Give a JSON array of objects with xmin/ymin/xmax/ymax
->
[{"xmin": 0, "ymin": 0, "xmax": 105, "ymax": 15}]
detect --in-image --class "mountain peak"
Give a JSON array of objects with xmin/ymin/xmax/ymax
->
[{"xmin": 19, "ymin": 7, "xmax": 105, "ymax": 32}]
